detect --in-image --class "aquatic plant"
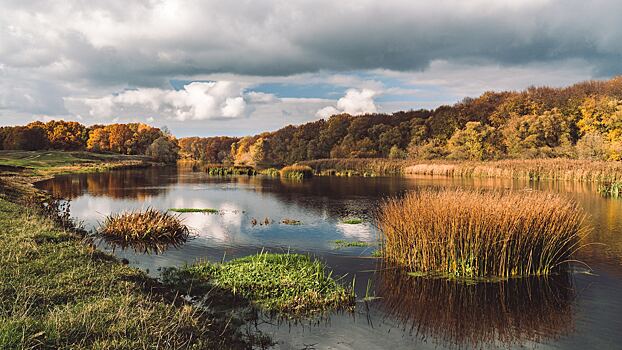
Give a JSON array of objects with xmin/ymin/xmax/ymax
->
[
  {"xmin": 342, "ymin": 218, "xmax": 363, "ymax": 224},
  {"xmin": 333, "ymin": 239, "xmax": 371, "ymax": 248},
  {"xmin": 281, "ymin": 218, "xmax": 302, "ymax": 225},
  {"xmin": 279, "ymin": 165, "xmax": 314, "ymax": 180},
  {"xmin": 598, "ymin": 181, "xmax": 622, "ymax": 197},
  {"xmin": 169, "ymin": 208, "xmax": 219, "ymax": 214},
  {"xmin": 165, "ymin": 252, "xmax": 355, "ymax": 315},
  {"xmin": 259, "ymin": 167, "xmax": 280, "ymax": 177},
  {"xmin": 202, "ymin": 164, "xmax": 257, "ymax": 176},
  {"xmin": 377, "ymin": 189, "xmax": 588, "ymax": 279},
  {"xmin": 98, "ymin": 208, "xmax": 190, "ymax": 248}
]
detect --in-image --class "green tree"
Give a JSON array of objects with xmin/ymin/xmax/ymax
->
[{"xmin": 447, "ymin": 122, "xmax": 502, "ymax": 160}]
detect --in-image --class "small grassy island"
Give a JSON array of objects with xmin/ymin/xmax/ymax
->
[
  {"xmin": 378, "ymin": 189, "xmax": 588, "ymax": 280},
  {"xmin": 164, "ymin": 253, "xmax": 355, "ymax": 316},
  {"xmin": 99, "ymin": 209, "xmax": 190, "ymax": 248}
]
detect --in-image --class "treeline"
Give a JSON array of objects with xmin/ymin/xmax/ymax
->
[
  {"xmin": 0, "ymin": 121, "xmax": 179, "ymax": 163},
  {"xmin": 179, "ymin": 76, "xmax": 622, "ymax": 166},
  {"xmin": 6, "ymin": 76, "xmax": 622, "ymax": 167}
]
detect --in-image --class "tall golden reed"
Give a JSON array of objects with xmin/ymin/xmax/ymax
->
[{"xmin": 377, "ymin": 189, "xmax": 588, "ymax": 278}]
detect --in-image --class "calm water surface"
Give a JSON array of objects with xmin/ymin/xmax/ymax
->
[{"xmin": 37, "ymin": 167, "xmax": 622, "ymax": 349}]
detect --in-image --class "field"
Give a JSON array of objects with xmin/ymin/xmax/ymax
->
[{"xmin": 0, "ymin": 150, "xmax": 153, "ymax": 177}]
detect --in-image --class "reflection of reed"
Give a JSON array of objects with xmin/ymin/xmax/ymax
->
[
  {"xmin": 96, "ymin": 235, "xmax": 187, "ymax": 254},
  {"xmin": 377, "ymin": 269, "xmax": 575, "ymax": 348}
]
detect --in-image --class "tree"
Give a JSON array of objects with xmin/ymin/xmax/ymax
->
[
  {"xmin": 388, "ymin": 145, "xmax": 407, "ymax": 159},
  {"xmin": 146, "ymin": 137, "xmax": 179, "ymax": 163},
  {"xmin": 447, "ymin": 122, "xmax": 502, "ymax": 161}
]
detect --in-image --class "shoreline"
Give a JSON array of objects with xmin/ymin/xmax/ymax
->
[{"xmin": 0, "ymin": 154, "xmax": 264, "ymax": 349}]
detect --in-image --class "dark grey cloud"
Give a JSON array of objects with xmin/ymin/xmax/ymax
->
[
  {"xmin": 2, "ymin": 0, "xmax": 622, "ymax": 88},
  {"xmin": 0, "ymin": 0, "xmax": 620, "ymax": 133}
]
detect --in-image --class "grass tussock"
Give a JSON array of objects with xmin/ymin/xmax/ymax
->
[
  {"xmin": 167, "ymin": 253, "xmax": 354, "ymax": 316},
  {"xmin": 378, "ymin": 189, "xmax": 588, "ymax": 279},
  {"xmin": 279, "ymin": 165, "xmax": 314, "ymax": 180},
  {"xmin": 169, "ymin": 208, "xmax": 219, "ymax": 214},
  {"xmin": 299, "ymin": 158, "xmax": 409, "ymax": 176},
  {"xmin": 99, "ymin": 208, "xmax": 190, "ymax": 247}
]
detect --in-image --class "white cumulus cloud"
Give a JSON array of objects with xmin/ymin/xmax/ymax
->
[
  {"xmin": 77, "ymin": 81, "xmax": 262, "ymax": 121},
  {"xmin": 316, "ymin": 88, "xmax": 378, "ymax": 118}
]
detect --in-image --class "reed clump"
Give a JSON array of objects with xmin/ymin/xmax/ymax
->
[
  {"xmin": 279, "ymin": 165, "xmax": 314, "ymax": 180},
  {"xmin": 99, "ymin": 208, "xmax": 190, "ymax": 247},
  {"xmin": 378, "ymin": 189, "xmax": 588, "ymax": 279}
]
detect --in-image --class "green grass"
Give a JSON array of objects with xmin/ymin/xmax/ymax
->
[
  {"xmin": 333, "ymin": 239, "xmax": 372, "ymax": 248},
  {"xmin": 164, "ymin": 253, "xmax": 354, "ymax": 316},
  {"xmin": 0, "ymin": 197, "xmax": 256, "ymax": 349},
  {"xmin": 169, "ymin": 208, "xmax": 220, "ymax": 213},
  {"xmin": 0, "ymin": 150, "xmax": 149, "ymax": 175},
  {"xmin": 342, "ymin": 218, "xmax": 364, "ymax": 224}
]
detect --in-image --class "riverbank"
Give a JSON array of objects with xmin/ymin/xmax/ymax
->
[
  {"xmin": 0, "ymin": 154, "xmax": 267, "ymax": 349},
  {"xmin": 298, "ymin": 158, "xmax": 622, "ymax": 182}
]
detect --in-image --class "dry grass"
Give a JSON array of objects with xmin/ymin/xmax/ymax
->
[
  {"xmin": 299, "ymin": 158, "xmax": 622, "ymax": 182},
  {"xmin": 279, "ymin": 165, "xmax": 314, "ymax": 180},
  {"xmin": 98, "ymin": 208, "xmax": 190, "ymax": 251},
  {"xmin": 404, "ymin": 158, "xmax": 622, "ymax": 182},
  {"xmin": 377, "ymin": 189, "xmax": 588, "ymax": 279}
]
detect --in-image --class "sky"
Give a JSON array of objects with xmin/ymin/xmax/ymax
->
[{"xmin": 1, "ymin": 0, "xmax": 621, "ymax": 137}]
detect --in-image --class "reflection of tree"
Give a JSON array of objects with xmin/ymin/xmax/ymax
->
[
  {"xmin": 377, "ymin": 269, "xmax": 575, "ymax": 348},
  {"xmin": 37, "ymin": 167, "xmax": 177, "ymax": 200}
]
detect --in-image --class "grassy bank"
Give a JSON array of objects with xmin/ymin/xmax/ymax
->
[
  {"xmin": 0, "ymin": 197, "xmax": 258, "ymax": 349},
  {"xmin": 163, "ymin": 253, "xmax": 354, "ymax": 316},
  {"xmin": 0, "ymin": 152, "xmax": 268, "ymax": 348},
  {"xmin": 299, "ymin": 158, "xmax": 622, "ymax": 182},
  {"xmin": 0, "ymin": 150, "xmax": 153, "ymax": 176},
  {"xmin": 378, "ymin": 189, "xmax": 587, "ymax": 279}
]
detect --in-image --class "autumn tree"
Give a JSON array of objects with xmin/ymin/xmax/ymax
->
[{"xmin": 447, "ymin": 122, "xmax": 502, "ymax": 161}]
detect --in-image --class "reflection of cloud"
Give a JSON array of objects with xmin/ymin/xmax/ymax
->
[
  {"xmin": 171, "ymin": 198, "xmax": 243, "ymax": 243},
  {"xmin": 336, "ymin": 222, "xmax": 374, "ymax": 240}
]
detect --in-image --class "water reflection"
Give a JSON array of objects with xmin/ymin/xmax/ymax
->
[{"xmin": 377, "ymin": 269, "xmax": 575, "ymax": 349}]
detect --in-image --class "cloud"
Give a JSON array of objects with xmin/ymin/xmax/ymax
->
[
  {"xmin": 317, "ymin": 88, "xmax": 378, "ymax": 118},
  {"xmin": 76, "ymin": 81, "xmax": 262, "ymax": 121}
]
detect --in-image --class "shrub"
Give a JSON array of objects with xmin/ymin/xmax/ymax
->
[{"xmin": 377, "ymin": 189, "xmax": 587, "ymax": 279}]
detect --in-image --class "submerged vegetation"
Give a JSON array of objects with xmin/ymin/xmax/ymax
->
[
  {"xmin": 169, "ymin": 208, "xmax": 219, "ymax": 214},
  {"xmin": 165, "ymin": 253, "xmax": 355, "ymax": 316},
  {"xmin": 378, "ymin": 189, "xmax": 588, "ymax": 279},
  {"xmin": 279, "ymin": 165, "xmax": 314, "ymax": 180},
  {"xmin": 98, "ymin": 209, "xmax": 190, "ymax": 250}
]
